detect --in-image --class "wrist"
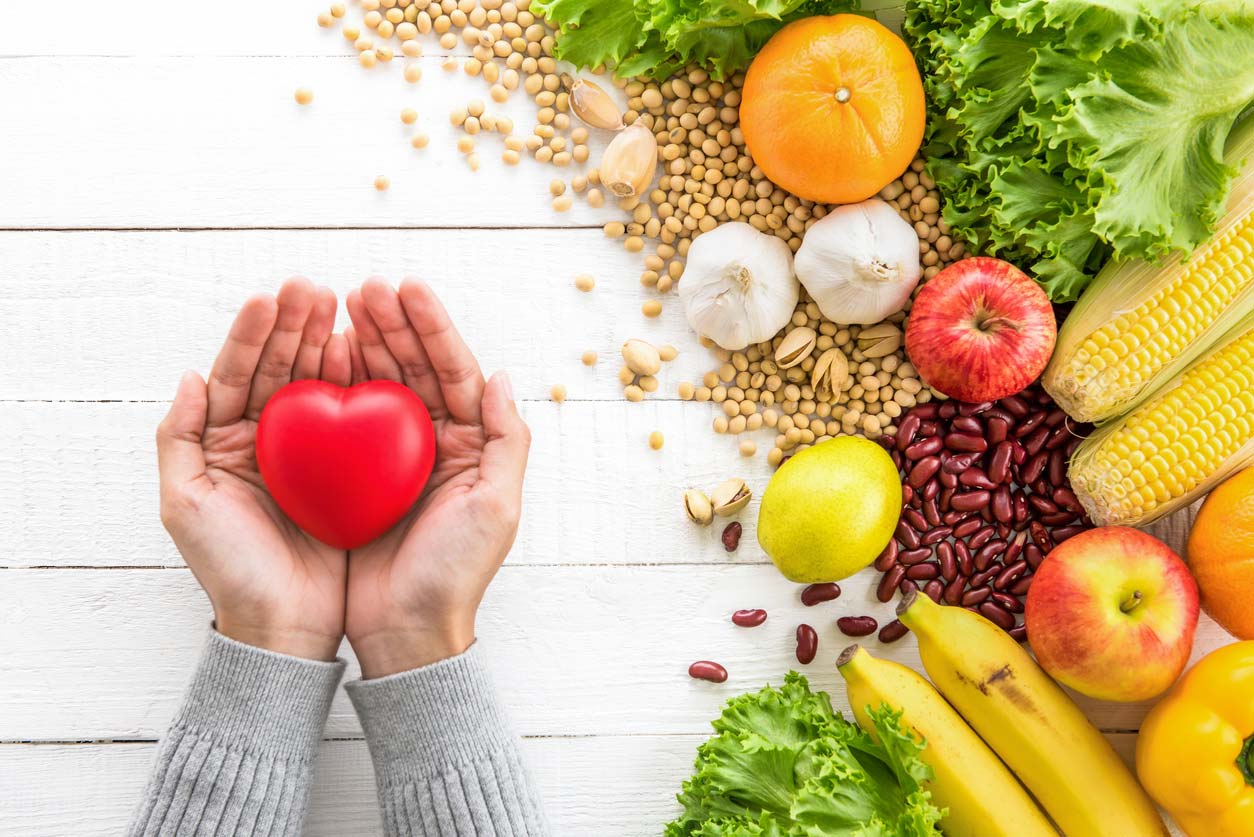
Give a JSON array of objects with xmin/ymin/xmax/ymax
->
[
  {"xmin": 351, "ymin": 622, "xmax": 475, "ymax": 679},
  {"xmin": 215, "ymin": 616, "xmax": 342, "ymax": 662}
]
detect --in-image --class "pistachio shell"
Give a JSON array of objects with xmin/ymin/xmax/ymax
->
[
  {"xmin": 811, "ymin": 348, "xmax": 850, "ymax": 400},
  {"xmin": 683, "ymin": 489, "xmax": 714, "ymax": 526},
  {"xmin": 775, "ymin": 327, "xmax": 816, "ymax": 369},
  {"xmin": 710, "ymin": 478, "xmax": 751, "ymax": 517}
]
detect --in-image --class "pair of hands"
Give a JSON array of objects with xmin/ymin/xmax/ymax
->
[{"xmin": 156, "ymin": 277, "xmax": 530, "ymax": 677}]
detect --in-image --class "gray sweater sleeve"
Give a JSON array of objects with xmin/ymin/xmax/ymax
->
[
  {"xmin": 345, "ymin": 643, "xmax": 550, "ymax": 836},
  {"xmin": 128, "ymin": 629, "xmax": 346, "ymax": 837}
]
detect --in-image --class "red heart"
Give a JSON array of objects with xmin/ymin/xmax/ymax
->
[{"xmin": 256, "ymin": 380, "xmax": 436, "ymax": 549}]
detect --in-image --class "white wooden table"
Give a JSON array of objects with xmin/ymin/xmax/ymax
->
[{"xmin": 0, "ymin": 3, "xmax": 1228, "ymax": 834}]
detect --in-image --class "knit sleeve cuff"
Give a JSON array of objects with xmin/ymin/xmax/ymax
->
[
  {"xmin": 344, "ymin": 642, "xmax": 514, "ymax": 786},
  {"xmin": 170, "ymin": 628, "xmax": 346, "ymax": 763}
]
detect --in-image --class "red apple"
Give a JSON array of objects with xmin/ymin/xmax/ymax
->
[
  {"xmin": 905, "ymin": 257, "xmax": 1055, "ymax": 402},
  {"xmin": 1025, "ymin": 527, "xmax": 1199, "ymax": 702}
]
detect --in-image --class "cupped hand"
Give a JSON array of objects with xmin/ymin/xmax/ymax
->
[
  {"xmin": 156, "ymin": 277, "xmax": 352, "ymax": 661},
  {"xmin": 343, "ymin": 277, "xmax": 531, "ymax": 678}
]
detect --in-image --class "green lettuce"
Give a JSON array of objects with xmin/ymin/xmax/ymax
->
[
  {"xmin": 664, "ymin": 673, "xmax": 944, "ymax": 836},
  {"xmin": 905, "ymin": 0, "xmax": 1254, "ymax": 301},
  {"xmin": 531, "ymin": 0, "xmax": 863, "ymax": 81}
]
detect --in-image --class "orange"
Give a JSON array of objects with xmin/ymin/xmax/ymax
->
[
  {"xmin": 739, "ymin": 14, "xmax": 925, "ymax": 205},
  {"xmin": 1187, "ymin": 467, "xmax": 1254, "ymax": 639}
]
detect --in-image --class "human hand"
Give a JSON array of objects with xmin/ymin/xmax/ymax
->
[
  {"xmin": 342, "ymin": 278, "xmax": 531, "ymax": 678},
  {"xmin": 156, "ymin": 278, "xmax": 351, "ymax": 661}
]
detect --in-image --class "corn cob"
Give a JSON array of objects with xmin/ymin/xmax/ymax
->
[
  {"xmin": 1043, "ymin": 117, "xmax": 1254, "ymax": 423},
  {"xmin": 1068, "ymin": 318, "xmax": 1254, "ymax": 527}
]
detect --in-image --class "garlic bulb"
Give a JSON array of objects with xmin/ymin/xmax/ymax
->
[
  {"xmin": 679, "ymin": 222, "xmax": 799, "ymax": 350},
  {"xmin": 794, "ymin": 198, "xmax": 922, "ymax": 325}
]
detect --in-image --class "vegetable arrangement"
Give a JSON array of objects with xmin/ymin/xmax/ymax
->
[
  {"xmin": 905, "ymin": 0, "xmax": 1254, "ymax": 301},
  {"xmin": 531, "ymin": 0, "xmax": 863, "ymax": 81},
  {"xmin": 664, "ymin": 673, "xmax": 944, "ymax": 836}
]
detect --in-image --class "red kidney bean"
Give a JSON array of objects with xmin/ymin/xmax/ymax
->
[
  {"xmin": 1046, "ymin": 425, "xmax": 1072, "ymax": 451},
  {"xmin": 1044, "ymin": 408, "xmax": 1067, "ymax": 428},
  {"xmin": 1027, "ymin": 494, "xmax": 1059, "ymax": 516},
  {"xmin": 1053, "ymin": 486, "xmax": 1083, "ymax": 513},
  {"xmin": 896, "ymin": 520, "xmax": 921, "ymax": 550},
  {"xmin": 992, "ymin": 486, "xmax": 1013, "ymax": 524},
  {"xmin": 945, "ymin": 432, "xmax": 989, "ymax": 453},
  {"xmin": 988, "ymin": 442, "xmax": 1014, "ymax": 484},
  {"xmin": 996, "ymin": 522, "xmax": 1013, "ymax": 539},
  {"xmin": 922, "ymin": 478, "xmax": 941, "ymax": 502},
  {"xmin": 906, "ymin": 437, "xmax": 944, "ymax": 460},
  {"xmin": 1024, "ymin": 543, "xmax": 1046, "ymax": 569},
  {"xmin": 801, "ymin": 582, "xmax": 842, "ymax": 606},
  {"xmin": 959, "ymin": 400, "xmax": 994, "ymax": 416},
  {"xmin": 912, "ymin": 403, "xmax": 940, "ymax": 420},
  {"xmin": 943, "ymin": 575, "xmax": 967, "ymax": 605},
  {"xmin": 955, "ymin": 540, "xmax": 973, "ymax": 575},
  {"xmin": 959, "ymin": 468, "xmax": 998, "ymax": 489},
  {"xmin": 974, "ymin": 539, "xmax": 1006, "ymax": 571},
  {"xmin": 987, "ymin": 416, "xmax": 1010, "ymax": 446},
  {"xmin": 878, "ymin": 434, "xmax": 898, "ymax": 452},
  {"xmin": 995, "ymin": 560, "xmax": 1028, "ymax": 591},
  {"xmin": 722, "ymin": 522, "xmax": 743, "ymax": 552},
  {"xmin": 924, "ymin": 578, "xmax": 945, "ymax": 602},
  {"xmin": 1000, "ymin": 394, "xmax": 1030, "ymax": 417},
  {"xmin": 689, "ymin": 661, "xmax": 728, "ymax": 683},
  {"xmin": 878, "ymin": 565, "xmax": 907, "ymax": 602},
  {"xmin": 901, "ymin": 484, "xmax": 916, "ymax": 505},
  {"xmin": 951, "ymin": 490, "xmax": 991, "ymax": 511},
  {"xmin": 1009, "ymin": 624, "xmax": 1028, "ymax": 642},
  {"xmin": 899, "ymin": 578, "xmax": 919, "ymax": 596},
  {"xmin": 908, "ymin": 456, "xmax": 942, "ymax": 487},
  {"xmin": 923, "ymin": 498, "xmax": 942, "ymax": 527},
  {"xmin": 1014, "ymin": 411, "xmax": 1045, "ymax": 438},
  {"xmin": 906, "ymin": 562, "xmax": 940, "ymax": 581},
  {"xmin": 1052, "ymin": 524, "xmax": 1087, "ymax": 544},
  {"xmin": 936, "ymin": 541, "xmax": 957, "ymax": 581},
  {"xmin": 1029, "ymin": 521, "xmax": 1054, "ymax": 552},
  {"xmin": 991, "ymin": 594, "xmax": 1025, "ymax": 614},
  {"xmin": 732, "ymin": 609, "xmax": 767, "ymax": 627},
  {"xmin": 939, "ymin": 468, "xmax": 959, "ymax": 489},
  {"xmin": 1013, "ymin": 491, "xmax": 1031, "ymax": 525},
  {"xmin": 1011, "ymin": 440, "xmax": 1028, "ymax": 465},
  {"xmin": 1039, "ymin": 511, "xmax": 1077, "ymax": 526},
  {"xmin": 939, "ymin": 402, "xmax": 958, "ymax": 419},
  {"xmin": 874, "ymin": 540, "xmax": 899, "ymax": 572},
  {"xmin": 1066, "ymin": 435, "xmax": 1084, "ymax": 457},
  {"xmin": 838, "ymin": 616, "xmax": 879, "ymax": 637},
  {"xmin": 965, "ymin": 525, "xmax": 995, "ymax": 549},
  {"xmin": 1047, "ymin": 448, "xmax": 1067, "ymax": 486},
  {"xmin": 942, "ymin": 452, "xmax": 979, "ymax": 474},
  {"xmin": 878, "ymin": 620, "xmax": 909, "ymax": 643},
  {"xmin": 970, "ymin": 567, "xmax": 1000, "ymax": 588},
  {"xmin": 979, "ymin": 601, "xmax": 1016, "ymax": 629},
  {"xmin": 1024, "ymin": 426, "xmax": 1051, "ymax": 456},
  {"xmin": 920, "ymin": 525, "xmax": 952, "ymax": 546},
  {"xmin": 909, "ymin": 492, "xmax": 924, "ymax": 510},
  {"xmin": 981, "ymin": 505, "xmax": 995, "ymax": 523},
  {"xmin": 961, "ymin": 586, "xmax": 992, "ymax": 606},
  {"xmin": 891, "ymin": 451, "xmax": 904, "ymax": 470},
  {"xmin": 919, "ymin": 419, "xmax": 941, "ymax": 437},
  {"xmin": 795, "ymin": 624, "xmax": 818, "ymax": 665},
  {"xmin": 1009, "ymin": 575, "xmax": 1034, "ymax": 596},
  {"xmin": 952, "ymin": 416, "xmax": 983, "ymax": 434},
  {"xmin": 903, "ymin": 508, "xmax": 928, "ymax": 532},
  {"xmin": 1005, "ymin": 531, "xmax": 1027, "ymax": 565},
  {"xmin": 898, "ymin": 547, "xmax": 931, "ymax": 565},
  {"xmin": 1020, "ymin": 451, "xmax": 1047, "ymax": 485},
  {"xmin": 896, "ymin": 414, "xmax": 921, "ymax": 451},
  {"xmin": 1031, "ymin": 478, "xmax": 1051, "ymax": 496},
  {"xmin": 953, "ymin": 517, "xmax": 982, "ymax": 538}
]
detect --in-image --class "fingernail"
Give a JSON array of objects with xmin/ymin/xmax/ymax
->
[{"xmin": 499, "ymin": 371, "xmax": 514, "ymax": 400}]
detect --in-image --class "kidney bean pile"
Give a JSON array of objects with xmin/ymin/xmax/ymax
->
[{"xmin": 874, "ymin": 385, "xmax": 1093, "ymax": 640}]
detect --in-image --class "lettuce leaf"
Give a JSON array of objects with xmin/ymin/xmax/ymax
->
[
  {"xmin": 664, "ymin": 674, "xmax": 943, "ymax": 837},
  {"xmin": 905, "ymin": 0, "xmax": 1254, "ymax": 301},
  {"xmin": 533, "ymin": 0, "xmax": 863, "ymax": 80}
]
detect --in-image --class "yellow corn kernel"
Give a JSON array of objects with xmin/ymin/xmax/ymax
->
[{"xmin": 1068, "ymin": 324, "xmax": 1254, "ymax": 526}]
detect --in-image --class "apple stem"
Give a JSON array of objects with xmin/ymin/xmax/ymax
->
[
  {"xmin": 1118, "ymin": 590, "xmax": 1144, "ymax": 614},
  {"xmin": 976, "ymin": 313, "xmax": 1019, "ymax": 333},
  {"xmin": 1239, "ymin": 734, "xmax": 1254, "ymax": 786}
]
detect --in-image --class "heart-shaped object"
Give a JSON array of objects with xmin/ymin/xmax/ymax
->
[{"xmin": 256, "ymin": 380, "xmax": 436, "ymax": 549}]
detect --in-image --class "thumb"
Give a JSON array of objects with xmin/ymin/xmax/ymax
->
[
  {"xmin": 477, "ymin": 371, "xmax": 530, "ymax": 497},
  {"xmin": 156, "ymin": 371, "xmax": 209, "ymax": 493}
]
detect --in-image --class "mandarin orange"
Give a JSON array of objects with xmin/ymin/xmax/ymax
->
[
  {"xmin": 739, "ymin": 14, "xmax": 925, "ymax": 205},
  {"xmin": 1187, "ymin": 467, "xmax": 1254, "ymax": 639}
]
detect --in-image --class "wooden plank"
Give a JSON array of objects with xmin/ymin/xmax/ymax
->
[
  {"xmin": 0, "ymin": 57, "xmax": 628, "ymax": 229},
  {"xmin": 0, "ymin": 230, "xmax": 699, "ymax": 402},
  {"xmin": 0, "ymin": 732, "xmax": 1157, "ymax": 837},
  {"xmin": 0, "ymin": 568, "xmax": 1231, "ymax": 741}
]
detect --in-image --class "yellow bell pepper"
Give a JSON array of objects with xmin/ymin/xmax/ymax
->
[{"xmin": 1136, "ymin": 641, "xmax": 1254, "ymax": 836}]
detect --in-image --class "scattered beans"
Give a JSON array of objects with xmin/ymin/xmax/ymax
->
[
  {"xmin": 837, "ymin": 616, "xmax": 878, "ymax": 637},
  {"xmin": 731, "ymin": 608, "xmax": 767, "ymax": 627},
  {"xmin": 878, "ymin": 619, "xmax": 909, "ymax": 643},
  {"xmin": 795, "ymin": 624, "xmax": 818, "ymax": 664},
  {"xmin": 688, "ymin": 660, "xmax": 728, "ymax": 683},
  {"xmin": 800, "ymin": 582, "xmax": 841, "ymax": 606},
  {"xmin": 294, "ymin": 87, "xmax": 314, "ymax": 105},
  {"xmin": 721, "ymin": 521, "xmax": 742, "ymax": 552},
  {"xmin": 648, "ymin": 430, "xmax": 664, "ymax": 450}
]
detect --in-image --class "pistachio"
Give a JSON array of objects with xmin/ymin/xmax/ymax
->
[
  {"xmin": 710, "ymin": 477, "xmax": 751, "ymax": 517},
  {"xmin": 598, "ymin": 123, "xmax": 658, "ymax": 198},
  {"xmin": 857, "ymin": 323, "xmax": 904, "ymax": 358},
  {"xmin": 775, "ymin": 327, "xmax": 816, "ymax": 369},
  {"xmin": 621, "ymin": 338, "xmax": 662, "ymax": 376},
  {"xmin": 684, "ymin": 489, "xmax": 714, "ymax": 526},
  {"xmin": 810, "ymin": 347, "xmax": 850, "ymax": 400},
  {"xmin": 569, "ymin": 78, "xmax": 624, "ymax": 131}
]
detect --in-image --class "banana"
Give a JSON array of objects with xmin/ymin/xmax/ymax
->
[
  {"xmin": 837, "ymin": 644, "xmax": 1056, "ymax": 837},
  {"xmin": 897, "ymin": 591, "xmax": 1168, "ymax": 837}
]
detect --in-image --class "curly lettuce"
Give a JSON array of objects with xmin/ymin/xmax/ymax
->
[
  {"xmin": 664, "ymin": 673, "xmax": 943, "ymax": 837},
  {"xmin": 531, "ymin": 0, "xmax": 863, "ymax": 81},
  {"xmin": 905, "ymin": 0, "xmax": 1254, "ymax": 301}
]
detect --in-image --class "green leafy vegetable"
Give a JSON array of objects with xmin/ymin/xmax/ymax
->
[
  {"xmin": 664, "ymin": 673, "xmax": 944, "ymax": 836},
  {"xmin": 905, "ymin": 0, "xmax": 1254, "ymax": 301},
  {"xmin": 531, "ymin": 0, "xmax": 863, "ymax": 81}
]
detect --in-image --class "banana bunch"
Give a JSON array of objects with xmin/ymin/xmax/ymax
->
[{"xmin": 837, "ymin": 592, "xmax": 1167, "ymax": 837}]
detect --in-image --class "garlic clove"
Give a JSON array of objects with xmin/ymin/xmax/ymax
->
[
  {"xmin": 569, "ymin": 78, "xmax": 625, "ymax": 132},
  {"xmin": 598, "ymin": 124, "xmax": 658, "ymax": 198}
]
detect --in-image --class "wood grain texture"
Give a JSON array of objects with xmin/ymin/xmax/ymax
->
[
  {"xmin": 0, "ymin": 567, "xmax": 1230, "ymax": 742},
  {"xmin": 0, "ymin": 733, "xmax": 1153, "ymax": 837},
  {"xmin": 0, "ymin": 230, "xmax": 703, "ymax": 402}
]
